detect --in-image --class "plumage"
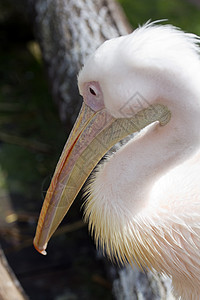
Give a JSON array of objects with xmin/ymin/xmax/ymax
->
[
  {"xmin": 81, "ymin": 22, "xmax": 200, "ymax": 299},
  {"xmin": 34, "ymin": 22, "xmax": 200, "ymax": 299}
]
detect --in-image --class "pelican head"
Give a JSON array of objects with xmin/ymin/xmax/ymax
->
[{"xmin": 34, "ymin": 22, "xmax": 200, "ymax": 299}]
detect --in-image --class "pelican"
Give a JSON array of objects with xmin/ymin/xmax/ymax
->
[{"xmin": 34, "ymin": 22, "xmax": 200, "ymax": 299}]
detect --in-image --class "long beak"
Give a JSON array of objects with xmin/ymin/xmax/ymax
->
[{"xmin": 33, "ymin": 102, "xmax": 170, "ymax": 255}]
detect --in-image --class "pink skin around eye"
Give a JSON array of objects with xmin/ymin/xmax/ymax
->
[{"xmin": 83, "ymin": 81, "xmax": 105, "ymax": 111}]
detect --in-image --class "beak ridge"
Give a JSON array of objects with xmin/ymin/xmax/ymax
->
[{"xmin": 33, "ymin": 102, "xmax": 171, "ymax": 254}]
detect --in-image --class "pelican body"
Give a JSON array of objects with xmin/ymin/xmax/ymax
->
[{"xmin": 34, "ymin": 22, "xmax": 200, "ymax": 299}]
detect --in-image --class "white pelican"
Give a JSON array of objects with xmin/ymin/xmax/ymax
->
[{"xmin": 34, "ymin": 22, "xmax": 200, "ymax": 299}]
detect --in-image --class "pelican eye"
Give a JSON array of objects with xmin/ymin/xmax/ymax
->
[
  {"xmin": 89, "ymin": 85, "xmax": 98, "ymax": 96},
  {"xmin": 89, "ymin": 87, "xmax": 96, "ymax": 96},
  {"xmin": 86, "ymin": 82, "xmax": 104, "ymax": 111}
]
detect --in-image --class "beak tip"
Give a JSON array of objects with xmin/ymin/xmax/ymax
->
[{"xmin": 33, "ymin": 237, "xmax": 47, "ymax": 255}]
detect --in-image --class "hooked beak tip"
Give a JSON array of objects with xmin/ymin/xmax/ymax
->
[{"xmin": 33, "ymin": 238, "xmax": 47, "ymax": 255}]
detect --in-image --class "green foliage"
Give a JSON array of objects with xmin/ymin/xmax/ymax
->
[{"xmin": 118, "ymin": 0, "xmax": 200, "ymax": 34}]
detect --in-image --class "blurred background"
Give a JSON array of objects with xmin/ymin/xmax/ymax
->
[{"xmin": 0, "ymin": 0, "xmax": 200, "ymax": 299}]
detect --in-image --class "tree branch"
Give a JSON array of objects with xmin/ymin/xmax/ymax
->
[
  {"xmin": 28, "ymin": 0, "xmax": 131, "ymax": 125},
  {"xmin": 0, "ymin": 246, "xmax": 28, "ymax": 300}
]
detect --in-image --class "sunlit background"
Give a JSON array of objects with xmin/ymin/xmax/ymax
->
[{"xmin": 0, "ymin": 0, "xmax": 200, "ymax": 299}]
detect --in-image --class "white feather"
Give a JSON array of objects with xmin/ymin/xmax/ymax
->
[{"xmin": 80, "ymin": 22, "xmax": 200, "ymax": 299}]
